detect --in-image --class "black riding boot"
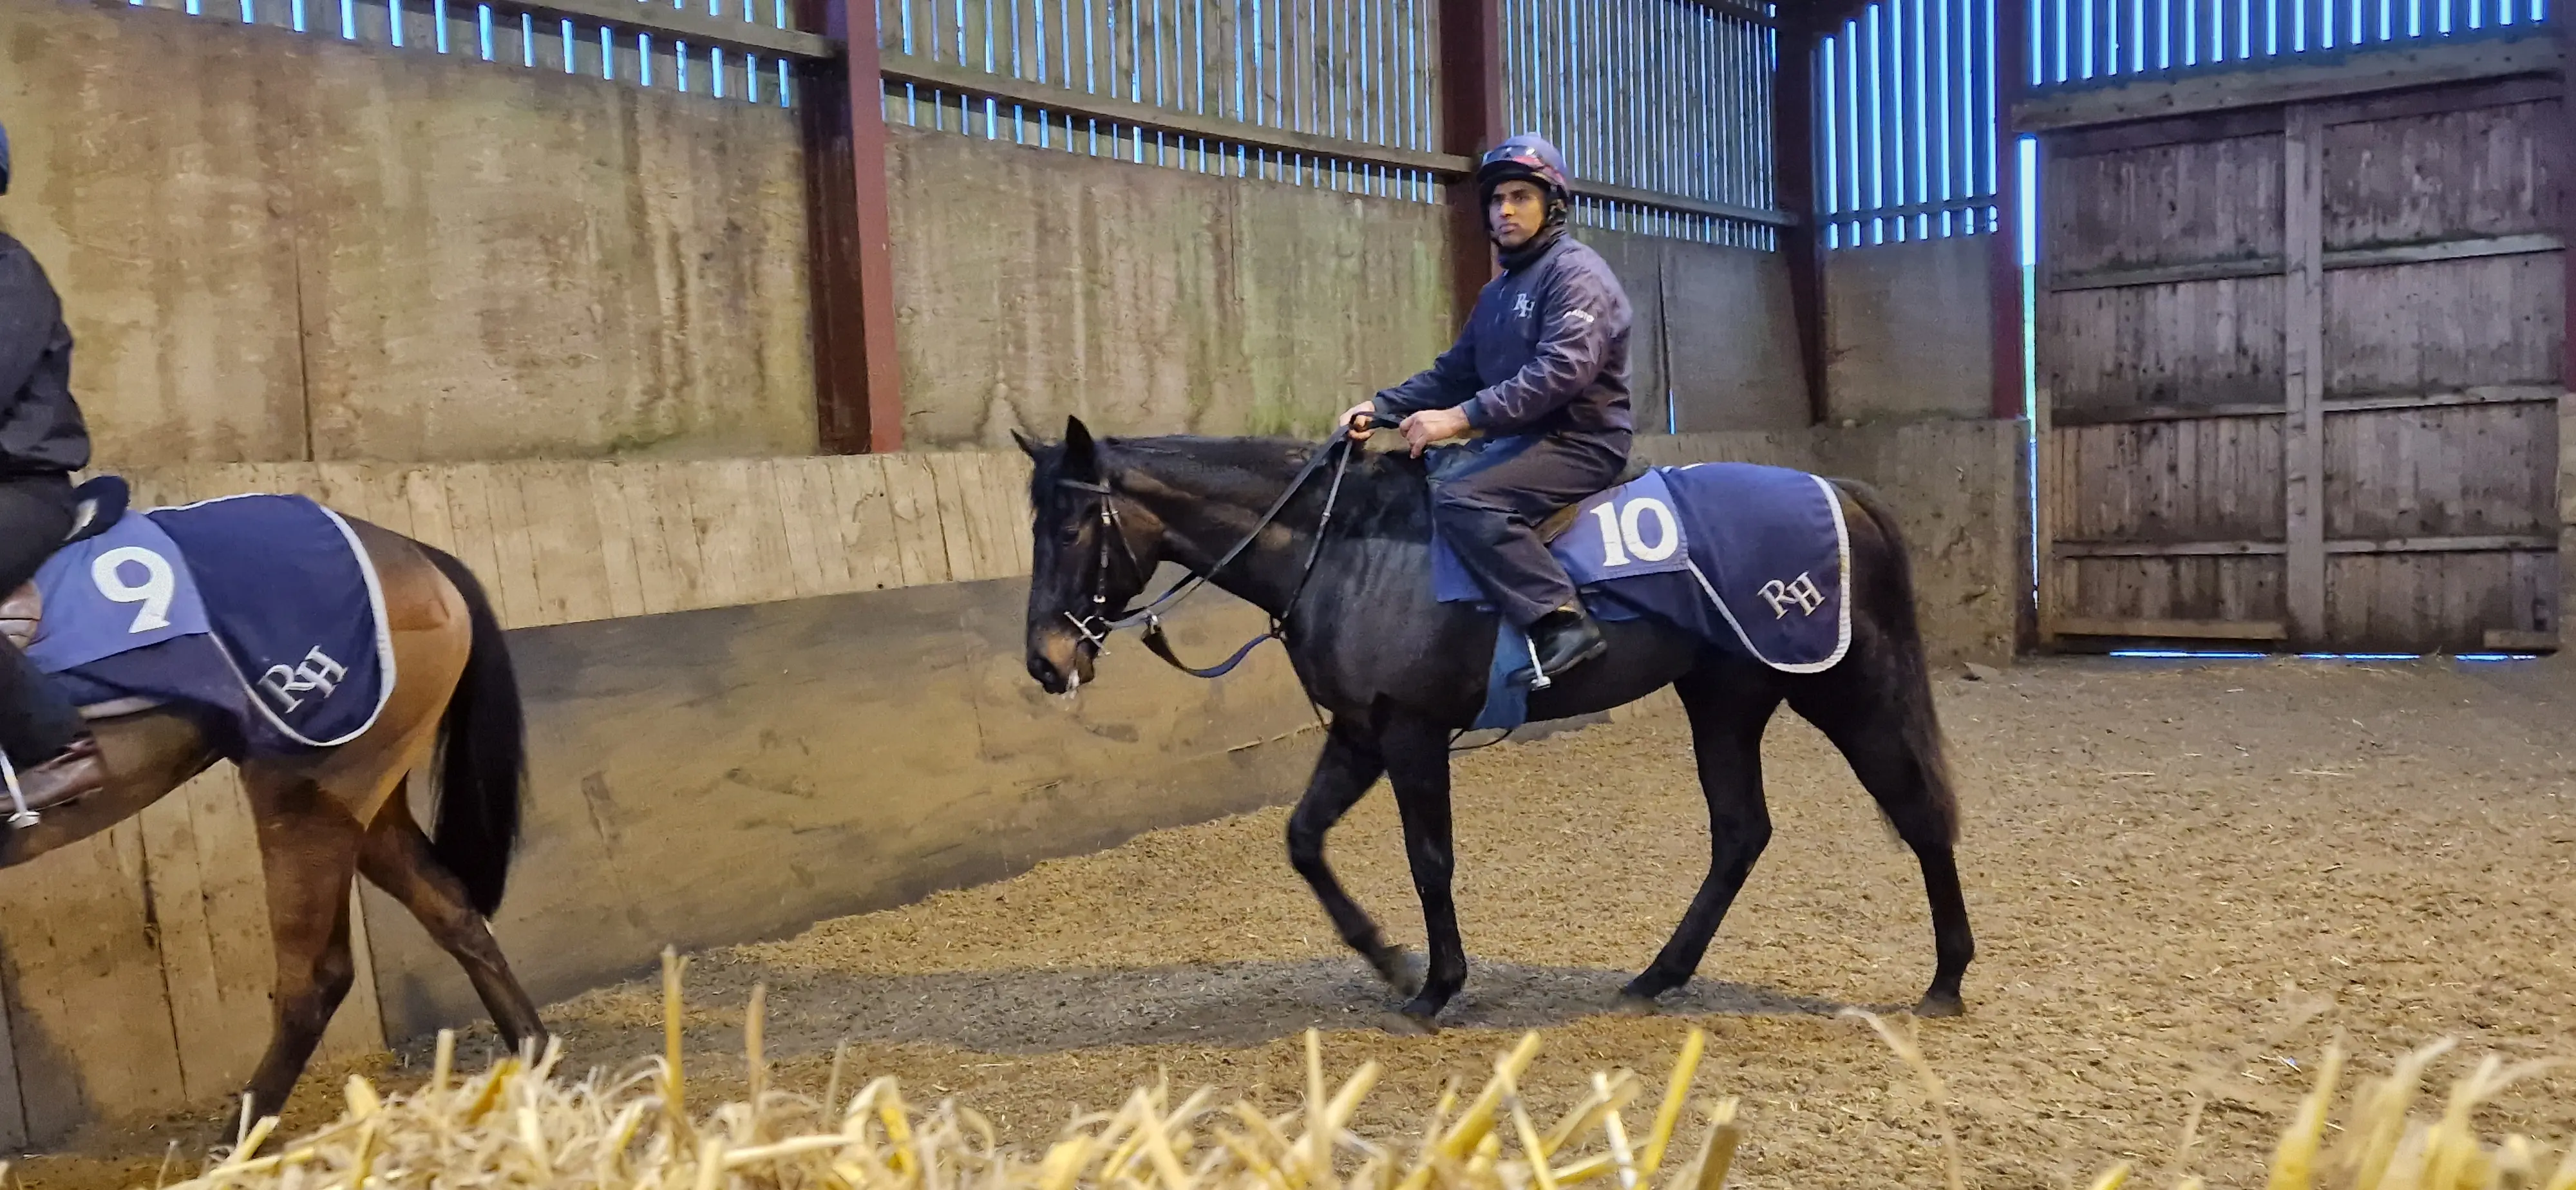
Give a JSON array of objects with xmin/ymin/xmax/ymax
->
[
  {"xmin": 0, "ymin": 641, "xmax": 104, "ymax": 817},
  {"xmin": 1529, "ymin": 600, "xmax": 1607, "ymax": 679}
]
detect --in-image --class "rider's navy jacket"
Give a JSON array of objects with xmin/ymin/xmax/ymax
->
[
  {"xmin": 0, "ymin": 234, "xmax": 90, "ymax": 477},
  {"xmin": 1373, "ymin": 232, "xmax": 1635, "ymax": 452}
]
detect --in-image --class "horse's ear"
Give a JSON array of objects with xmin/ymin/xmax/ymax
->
[
  {"xmin": 1010, "ymin": 427, "xmax": 1046, "ymax": 460},
  {"xmin": 1061, "ymin": 415, "xmax": 1097, "ymax": 478}
]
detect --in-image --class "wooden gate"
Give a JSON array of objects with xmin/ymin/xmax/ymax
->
[{"xmin": 2031, "ymin": 48, "xmax": 2568, "ymax": 653}]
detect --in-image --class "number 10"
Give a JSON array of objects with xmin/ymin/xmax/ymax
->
[{"xmin": 1588, "ymin": 496, "xmax": 1680, "ymax": 566}]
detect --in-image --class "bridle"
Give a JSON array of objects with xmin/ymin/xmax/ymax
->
[{"xmin": 1053, "ymin": 419, "xmax": 1380, "ymax": 681}]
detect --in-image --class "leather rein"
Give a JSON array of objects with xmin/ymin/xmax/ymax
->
[{"xmin": 1056, "ymin": 418, "xmax": 1392, "ymax": 680}]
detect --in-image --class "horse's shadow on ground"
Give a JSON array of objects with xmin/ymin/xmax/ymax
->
[{"xmin": 524, "ymin": 955, "xmax": 1888, "ymax": 1068}]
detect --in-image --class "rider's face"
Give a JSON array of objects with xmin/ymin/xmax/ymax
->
[{"xmin": 1488, "ymin": 180, "xmax": 1547, "ymax": 249}]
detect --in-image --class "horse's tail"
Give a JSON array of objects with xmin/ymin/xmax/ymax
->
[
  {"xmin": 1833, "ymin": 477, "xmax": 1962, "ymax": 844},
  {"xmin": 421, "ymin": 543, "xmax": 527, "ymax": 918}
]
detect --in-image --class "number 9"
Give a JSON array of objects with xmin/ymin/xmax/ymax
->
[{"xmin": 93, "ymin": 547, "xmax": 178, "ymax": 634}]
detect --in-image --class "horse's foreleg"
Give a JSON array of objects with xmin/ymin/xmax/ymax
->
[
  {"xmin": 1378, "ymin": 715, "xmax": 1464, "ymax": 1026},
  {"xmin": 241, "ymin": 770, "xmax": 365, "ymax": 1122},
  {"xmin": 1286, "ymin": 718, "xmax": 1412, "ymax": 992},
  {"xmin": 1623, "ymin": 669, "xmax": 1781, "ymax": 1006},
  {"xmin": 358, "ymin": 796, "xmax": 547, "ymax": 1048}
]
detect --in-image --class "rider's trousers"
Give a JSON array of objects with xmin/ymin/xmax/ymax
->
[
  {"xmin": 1428, "ymin": 431, "xmax": 1629, "ymax": 628},
  {"xmin": 0, "ymin": 473, "xmax": 81, "ymax": 764}
]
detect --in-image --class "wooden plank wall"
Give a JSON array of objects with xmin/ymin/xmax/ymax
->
[
  {"xmin": 2036, "ymin": 74, "xmax": 2566, "ymax": 652},
  {"xmin": 2038, "ymin": 123, "xmax": 2293, "ymax": 637},
  {"xmin": 111, "ymin": 454, "xmax": 1041, "ymax": 632},
  {"xmin": 2315, "ymin": 91, "xmax": 2565, "ymax": 647}
]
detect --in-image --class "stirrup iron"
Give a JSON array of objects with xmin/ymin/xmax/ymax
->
[
  {"xmin": 0, "ymin": 751, "xmax": 37, "ymax": 829},
  {"xmin": 1525, "ymin": 633, "xmax": 1551, "ymax": 692}
]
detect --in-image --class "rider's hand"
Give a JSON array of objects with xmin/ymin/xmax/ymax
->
[
  {"xmin": 1400, "ymin": 407, "xmax": 1472, "ymax": 457},
  {"xmin": 1340, "ymin": 400, "xmax": 1378, "ymax": 440}
]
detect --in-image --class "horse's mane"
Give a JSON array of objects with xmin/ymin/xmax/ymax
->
[{"xmin": 1096, "ymin": 434, "xmax": 1436, "ymax": 538}]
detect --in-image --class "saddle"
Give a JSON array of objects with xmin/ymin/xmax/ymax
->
[
  {"xmin": 1531, "ymin": 458, "xmax": 1653, "ymax": 543},
  {"xmin": 0, "ymin": 477, "xmax": 132, "ymax": 653}
]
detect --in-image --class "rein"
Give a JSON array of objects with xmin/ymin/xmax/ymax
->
[{"xmin": 1058, "ymin": 421, "xmax": 1379, "ymax": 680}]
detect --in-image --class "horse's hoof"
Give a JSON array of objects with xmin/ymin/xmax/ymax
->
[
  {"xmin": 1368, "ymin": 946, "xmax": 1424, "ymax": 997},
  {"xmin": 1396, "ymin": 993, "xmax": 1447, "ymax": 1030},
  {"xmin": 1613, "ymin": 992, "xmax": 1663, "ymax": 1017},
  {"xmin": 1915, "ymin": 991, "xmax": 1966, "ymax": 1019},
  {"xmin": 1384, "ymin": 1011, "xmax": 1439, "ymax": 1037}
]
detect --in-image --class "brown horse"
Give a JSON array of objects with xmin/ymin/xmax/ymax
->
[{"xmin": 0, "ymin": 511, "xmax": 544, "ymax": 1125}]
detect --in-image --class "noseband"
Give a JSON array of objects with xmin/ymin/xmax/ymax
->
[{"xmin": 1054, "ymin": 426, "xmax": 1365, "ymax": 680}]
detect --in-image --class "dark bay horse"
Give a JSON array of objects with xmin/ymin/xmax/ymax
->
[
  {"xmin": 0, "ymin": 509, "xmax": 543, "ymax": 1124},
  {"xmin": 1014, "ymin": 417, "xmax": 1973, "ymax": 1027}
]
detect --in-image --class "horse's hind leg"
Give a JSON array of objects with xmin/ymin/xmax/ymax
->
[
  {"xmin": 1285, "ymin": 716, "xmax": 1411, "ymax": 991},
  {"xmin": 1622, "ymin": 666, "xmax": 1781, "ymax": 1006},
  {"xmin": 357, "ymin": 792, "xmax": 545, "ymax": 1048},
  {"xmin": 240, "ymin": 768, "xmax": 366, "ymax": 1122},
  {"xmin": 1786, "ymin": 665, "xmax": 1975, "ymax": 1017}
]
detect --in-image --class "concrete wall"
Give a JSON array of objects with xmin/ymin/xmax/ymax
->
[
  {"xmin": 1643, "ymin": 422, "xmax": 2027, "ymax": 666},
  {"xmin": 886, "ymin": 129, "xmax": 1459, "ymax": 448},
  {"xmin": 1590, "ymin": 231, "xmax": 1812, "ymax": 434},
  {"xmin": 0, "ymin": 0, "xmax": 817, "ymax": 465},
  {"xmin": 1824, "ymin": 236, "xmax": 1996, "ymax": 424},
  {"xmin": 1817, "ymin": 419, "xmax": 2027, "ymax": 666},
  {"xmin": 367, "ymin": 581, "xmax": 1318, "ymax": 1037},
  {"xmin": 4, "ymin": 1, "xmax": 1830, "ymax": 463}
]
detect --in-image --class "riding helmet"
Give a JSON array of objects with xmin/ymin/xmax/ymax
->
[{"xmin": 1473, "ymin": 133, "xmax": 1571, "ymax": 207}]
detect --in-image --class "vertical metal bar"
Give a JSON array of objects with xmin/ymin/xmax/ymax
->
[
  {"xmin": 1938, "ymin": 0, "xmax": 1957, "ymax": 234},
  {"xmin": 1841, "ymin": 19, "xmax": 1859, "ymax": 240},
  {"xmin": 1701, "ymin": 8, "xmax": 1718, "ymax": 204},
  {"xmin": 1736, "ymin": 14, "xmax": 1754, "ymax": 211},
  {"xmin": 1758, "ymin": 15, "xmax": 1774, "ymax": 213},
  {"xmin": 1913, "ymin": 0, "xmax": 1931, "ymax": 235},
  {"xmin": 797, "ymin": 0, "xmax": 906, "ymax": 452},
  {"xmin": 1615, "ymin": 0, "xmax": 1631, "ymax": 191},
  {"xmin": 1616, "ymin": 0, "xmax": 1632, "ymax": 188},
  {"xmin": 1887, "ymin": 0, "xmax": 1904, "ymax": 234},
  {"xmin": 1691, "ymin": 10, "xmax": 1708, "ymax": 205},
  {"xmin": 1651, "ymin": 0, "xmax": 1666, "ymax": 200},
  {"xmin": 1707, "ymin": 13, "xmax": 1726, "ymax": 208}
]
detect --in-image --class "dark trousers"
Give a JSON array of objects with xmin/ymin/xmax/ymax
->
[
  {"xmin": 0, "ymin": 474, "xmax": 80, "ymax": 763},
  {"xmin": 1430, "ymin": 431, "xmax": 1630, "ymax": 628}
]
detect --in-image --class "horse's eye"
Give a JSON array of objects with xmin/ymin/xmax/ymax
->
[{"xmin": 1057, "ymin": 524, "xmax": 1083, "ymax": 545}]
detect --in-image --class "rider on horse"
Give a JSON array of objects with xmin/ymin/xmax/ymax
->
[
  {"xmin": 1340, "ymin": 133, "xmax": 1635, "ymax": 683},
  {"xmin": 0, "ymin": 118, "xmax": 109, "ymax": 813}
]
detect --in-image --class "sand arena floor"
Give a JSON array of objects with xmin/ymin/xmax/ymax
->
[{"xmin": 25, "ymin": 655, "xmax": 2576, "ymax": 1189}]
